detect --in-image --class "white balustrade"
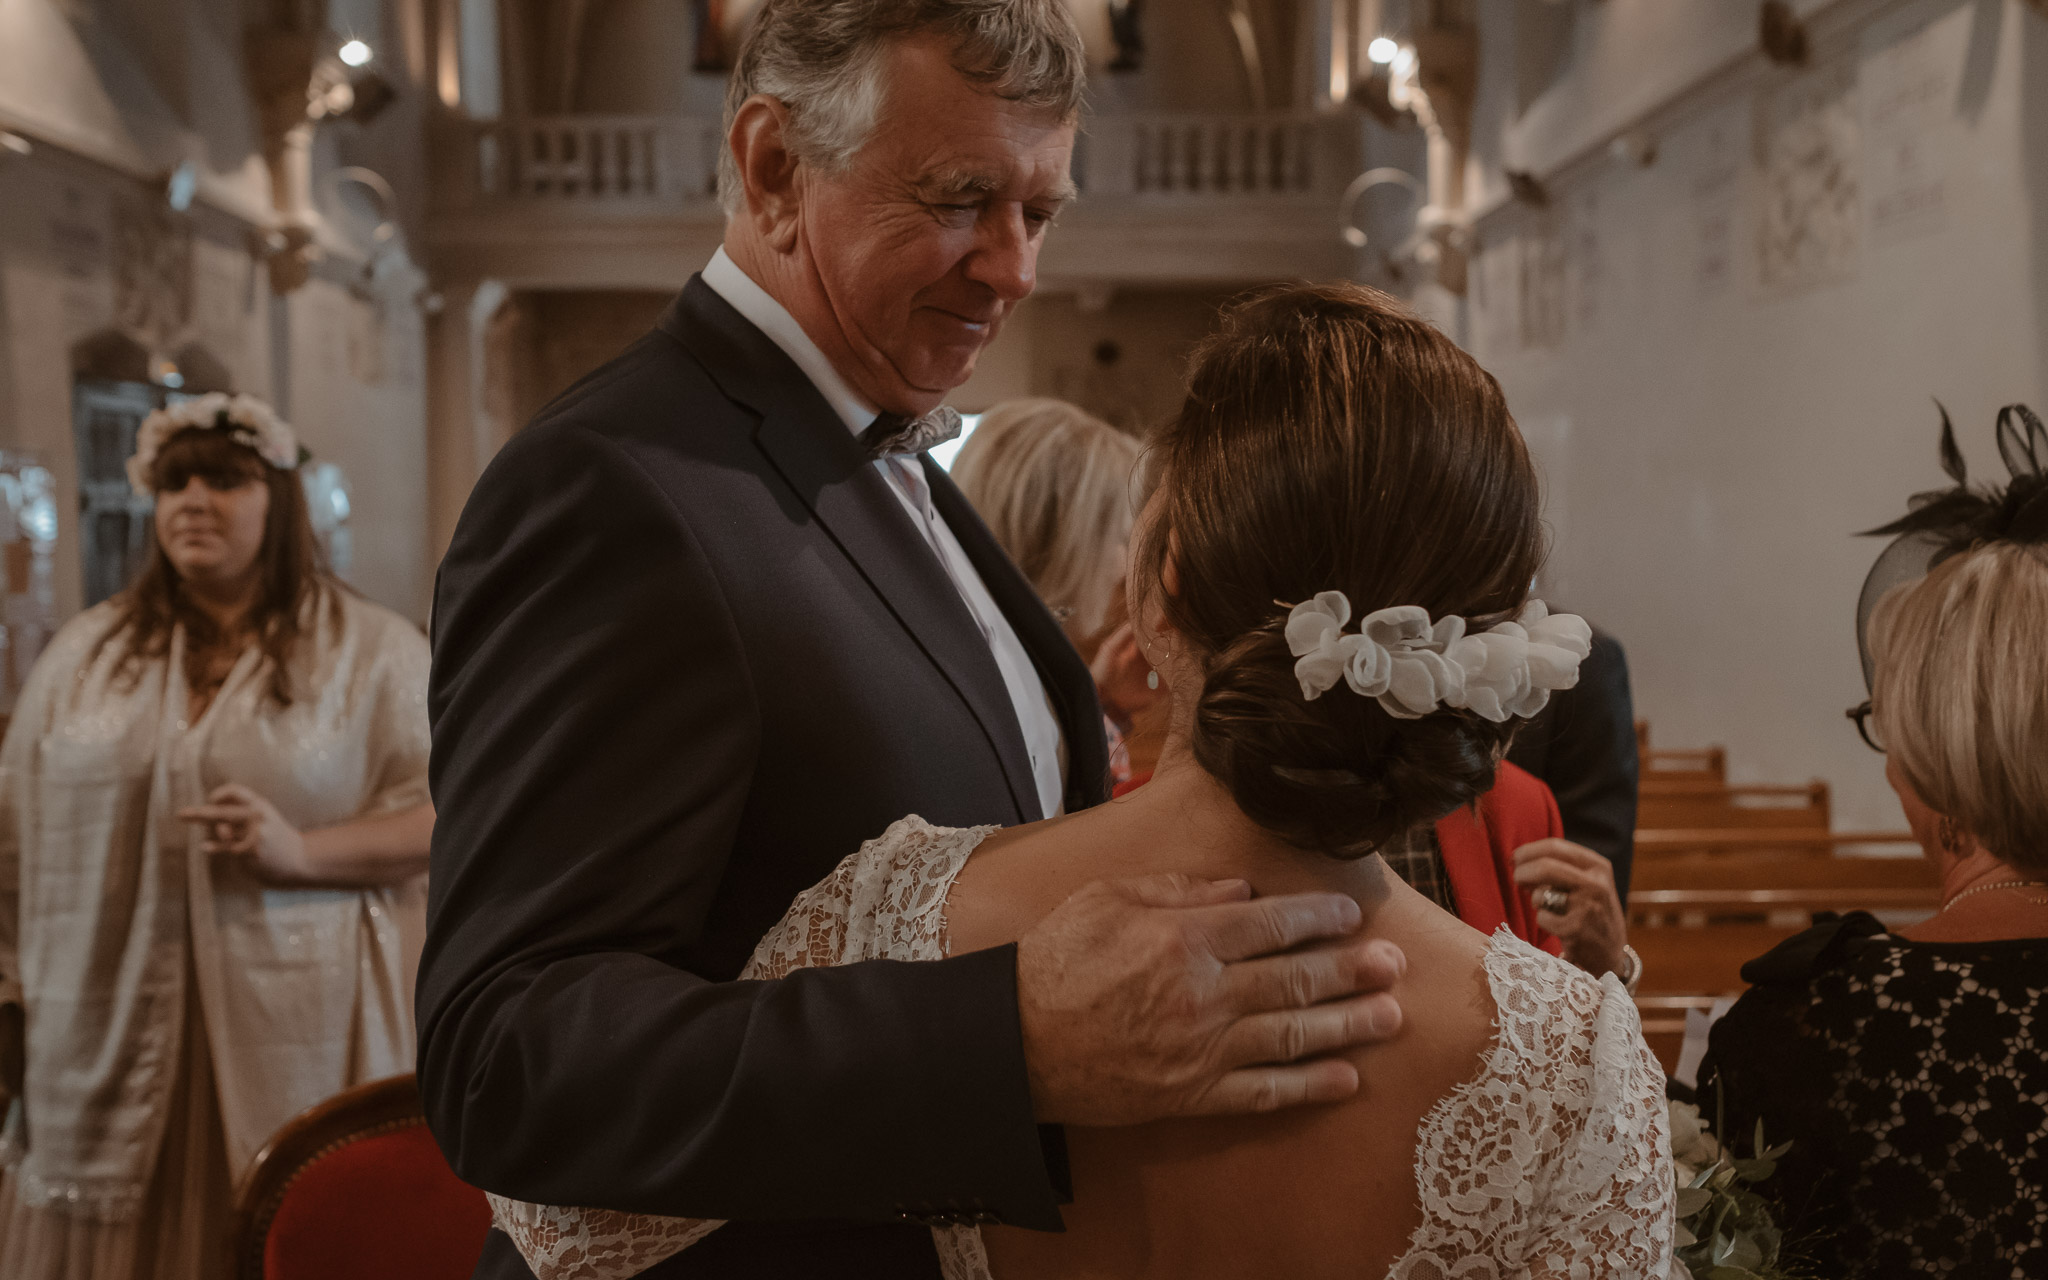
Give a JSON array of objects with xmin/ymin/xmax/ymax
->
[
  {"xmin": 471, "ymin": 117, "xmax": 725, "ymax": 203},
  {"xmin": 1081, "ymin": 114, "xmax": 1331, "ymax": 199},
  {"xmin": 457, "ymin": 111, "xmax": 1350, "ymax": 209}
]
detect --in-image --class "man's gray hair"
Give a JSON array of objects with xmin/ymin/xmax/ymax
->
[{"xmin": 717, "ymin": 0, "xmax": 1087, "ymax": 215}]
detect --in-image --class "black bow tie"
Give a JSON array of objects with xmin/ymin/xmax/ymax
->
[{"xmin": 860, "ymin": 406, "xmax": 964, "ymax": 459}]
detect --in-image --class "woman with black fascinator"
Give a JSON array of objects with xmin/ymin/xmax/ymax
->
[{"xmin": 1698, "ymin": 405, "xmax": 2048, "ymax": 1279}]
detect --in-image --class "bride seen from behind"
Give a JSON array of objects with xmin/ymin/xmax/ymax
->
[
  {"xmin": 949, "ymin": 282, "xmax": 1672, "ymax": 1279},
  {"xmin": 494, "ymin": 281, "xmax": 1674, "ymax": 1280}
]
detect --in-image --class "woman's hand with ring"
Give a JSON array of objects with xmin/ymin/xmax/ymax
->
[
  {"xmin": 1512, "ymin": 838, "xmax": 1629, "ymax": 980},
  {"xmin": 177, "ymin": 784, "xmax": 313, "ymax": 885}
]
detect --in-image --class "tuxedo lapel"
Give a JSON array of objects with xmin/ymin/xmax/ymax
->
[
  {"xmin": 657, "ymin": 279, "xmax": 1045, "ymax": 822},
  {"xmin": 924, "ymin": 458, "xmax": 1109, "ymax": 811}
]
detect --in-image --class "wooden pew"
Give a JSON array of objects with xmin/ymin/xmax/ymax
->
[
  {"xmin": 1637, "ymin": 780, "xmax": 1830, "ymax": 832},
  {"xmin": 1632, "ymin": 851, "xmax": 1937, "ymax": 894},
  {"xmin": 1634, "ymin": 828, "xmax": 1918, "ymax": 858},
  {"xmin": 1640, "ymin": 774, "xmax": 1749, "ymax": 798},
  {"xmin": 1627, "ymin": 874, "xmax": 1939, "ymax": 1072},
  {"xmin": 1633, "ymin": 886, "xmax": 1940, "ymax": 927},
  {"xmin": 1640, "ymin": 745, "xmax": 1726, "ymax": 788},
  {"xmin": 1635, "ymin": 722, "xmax": 1730, "ymax": 786},
  {"xmin": 1624, "ymin": 725, "xmax": 1928, "ymax": 1068}
]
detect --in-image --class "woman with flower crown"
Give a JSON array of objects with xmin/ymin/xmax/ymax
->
[
  {"xmin": 488, "ymin": 283, "xmax": 1675, "ymax": 1280},
  {"xmin": 0, "ymin": 393, "xmax": 434, "ymax": 1280}
]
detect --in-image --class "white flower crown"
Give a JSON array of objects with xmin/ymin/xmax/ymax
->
[
  {"xmin": 1285, "ymin": 591, "xmax": 1593, "ymax": 723},
  {"xmin": 127, "ymin": 392, "xmax": 300, "ymax": 497}
]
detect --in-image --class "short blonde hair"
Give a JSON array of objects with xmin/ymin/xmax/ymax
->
[
  {"xmin": 1870, "ymin": 541, "xmax": 2048, "ymax": 871},
  {"xmin": 951, "ymin": 399, "xmax": 1144, "ymax": 643}
]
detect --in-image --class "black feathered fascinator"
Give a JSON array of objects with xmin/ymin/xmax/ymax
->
[{"xmin": 1853, "ymin": 403, "xmax": 2048, "ymax": 690}]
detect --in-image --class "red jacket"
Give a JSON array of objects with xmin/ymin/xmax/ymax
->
[
  {"xmin": 1433, "ymin": 761, "xmax": 1562, "ymax": 955},
  {"xmin": 1112, "ymin": 761, "xmax": 1563, "ymax": 955}
]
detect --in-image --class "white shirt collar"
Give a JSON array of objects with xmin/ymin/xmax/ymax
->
[{"xmin": 701, "ymin": 247, "xmax": 878, "ymax": 437}]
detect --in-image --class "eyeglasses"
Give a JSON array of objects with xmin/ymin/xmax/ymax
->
[{"xmin": 1846, "ymin": 700, "xmax": 1885, "ymax": 753}]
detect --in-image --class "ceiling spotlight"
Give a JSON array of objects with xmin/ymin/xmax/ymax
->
[
  {"xmin": 339, "ymin": 39, "xmax": 373, "ymax": 67},
  {"xmin": 1367, "ymin": 37, "xmax": 1400, "ymax": 65}
]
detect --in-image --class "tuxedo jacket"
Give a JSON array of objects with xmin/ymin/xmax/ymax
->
[
  {"xmin": 418, "ymin": 278, "xmax": 1110, "ymax": 1279},
  {"xmin": 1505, "ymin": 626, "xmax": 1638, "ymax": 900}
]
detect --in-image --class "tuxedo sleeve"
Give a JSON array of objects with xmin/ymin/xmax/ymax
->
[
  {"xmin": 416, "ymin": 422, "xmax": 1064, "ymax": 1228},
  {"xmin": 1541, "ymin": 631, "xmax": 1640, "ymax": 901}
]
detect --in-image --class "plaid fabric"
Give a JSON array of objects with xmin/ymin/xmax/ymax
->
[{"xmin": 1380, "ymin": 825, "xmax": 1456, "ymax": 912}]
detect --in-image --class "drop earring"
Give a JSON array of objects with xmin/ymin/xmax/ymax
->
[{"xmin": 1146, "ymin": 670, "xmax": 1160, "ymax": 690}]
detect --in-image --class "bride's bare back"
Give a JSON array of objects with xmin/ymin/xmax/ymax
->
[
  {"xmin": 945, "ymin": 777, "xmax": 1500, "ymax": 1280},
  {"xmin": 480, "ymin": 798, "xmax": 1671, "ymax": 1280}
]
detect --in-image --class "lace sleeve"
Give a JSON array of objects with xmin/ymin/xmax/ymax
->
[
  {"xmin": 486, "ymin": 817, "xmax": 990, "ymax": 1280},
  {"xmin": 1394, "ymin": 934, "xmax": 1675, "ymax": 1280},
  {"xmin": 745, "ymin": 816, "xmax": 994, "ymax": 977},
  {"xmin": 1523, "ymin": 976, "xmax": 1677, "ymax": 1279}
]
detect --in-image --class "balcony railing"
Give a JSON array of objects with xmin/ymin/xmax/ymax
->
[
  {"xmin": 1084, "ymin": 114, "xmax": 1325, "ymax": 198},
  {"xmin": 471, "ymin": 116, "xmax": 726, "ymax": 203},
  {"xmin": 451, "ymin": 111, "xmax": 1353, "ymax": 211}
]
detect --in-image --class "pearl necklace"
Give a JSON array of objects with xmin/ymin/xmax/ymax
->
[{"xmin": 1941, "ymin": 879, "xmax": 2048, "ymax": 911}]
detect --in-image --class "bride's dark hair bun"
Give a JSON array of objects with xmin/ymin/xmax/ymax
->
[{"xmin": 1135, "ymin": 282, "xmax": 1541, "ymax": 859}]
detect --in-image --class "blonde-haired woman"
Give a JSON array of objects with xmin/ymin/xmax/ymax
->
[
  {"xmin": 951, "ymin": 399, "xmax": 1168, "ymax": 785},
  {"xmin": 1701, "ymin": 407, "xmax": 2048, "ymax": 1278},
  {"xmin": 950, "ymin": 398, "xmax": 1142, "ymax": 659},
  {"xmin": 0, "ymin": 394, "xmax": 433, "ymax": 1280}
]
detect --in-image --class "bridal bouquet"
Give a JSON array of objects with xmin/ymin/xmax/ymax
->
[{"xmin": 1668, "ymin": 1097, "xmax": 1802, "ymax": 1278}]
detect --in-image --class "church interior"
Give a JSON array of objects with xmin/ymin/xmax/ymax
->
[{"xmin": 0, "ymin": 0, "xmax": 2044, "ymax": 1276}]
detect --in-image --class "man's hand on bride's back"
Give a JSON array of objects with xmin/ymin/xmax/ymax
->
[{"xmin": 1015, "ymin": 874, "xmax": 1406, "ymax": 1126}]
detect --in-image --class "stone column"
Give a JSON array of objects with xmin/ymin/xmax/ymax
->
[{"xmin": 424, "ymin": 278, "xmax": 511, "ymax": 563}]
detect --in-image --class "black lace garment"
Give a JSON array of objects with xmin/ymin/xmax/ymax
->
[{"xmin": 1697, "ymin": 912, "xmax": 2048, "ymax": 1279}]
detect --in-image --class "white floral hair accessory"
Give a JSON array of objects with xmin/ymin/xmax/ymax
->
[
  {"xmin": 127, "ymin": 392, "xmax": 300, "ymax": 497},
  {"xmin": 1285, "ymin": 591, "xmax": 1593, "ymax": 722}
]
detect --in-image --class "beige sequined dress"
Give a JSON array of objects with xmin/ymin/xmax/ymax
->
[{"xmin": 0, "ymin": 589, "xmax": 431, "ymax": 1280}]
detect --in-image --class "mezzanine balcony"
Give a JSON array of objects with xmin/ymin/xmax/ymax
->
[{"xmin": 426, "ymin": 110, "xmax": 1368, "ymax": 289}]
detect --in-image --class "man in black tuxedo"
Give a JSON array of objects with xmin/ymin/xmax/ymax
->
[
  {"xmin": 419, "ymin": 3, "xmax": 1407, "ymax": 1276},
  {"xmin": 1508, "ymin": 627, "xmax": 1640, "ymax": 897}
]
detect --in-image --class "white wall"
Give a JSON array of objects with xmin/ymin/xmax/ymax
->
[
  {"xmin": 1462, "ymin": 0, "xmax": 2048, "ymax": 829},
  {"xmin": 573, "ymin": 0, "xmax": 727, "ymax": 116},
  {"xmin": 1475, "ymin": 0, "xmax": 1837, "ymax": 208}
]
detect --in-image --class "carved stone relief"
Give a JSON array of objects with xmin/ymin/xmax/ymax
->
[
  {"xmin": 111, "ymin": 200, "xmax": 194, "ymax": 350},
  {"xmin": 1753, "ymin": 60, "xmax": 1861, "ymax": 293},
  {"xmin": 48, "ymin": 187, "xmax": 104, "ymax": 281},
  {"xmin": 347, "ymin": 291, "xmax": 390, "ymax": 387}
]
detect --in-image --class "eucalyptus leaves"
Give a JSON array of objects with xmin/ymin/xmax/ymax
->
[{"xmin": 1669, "ymin": 1097, "xmax": 1803, "ymax": 1279}]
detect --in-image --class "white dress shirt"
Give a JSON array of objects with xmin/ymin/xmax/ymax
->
[{"xmin": 701, "ymin": 249, "xmax": 1068, "ymax": 818}]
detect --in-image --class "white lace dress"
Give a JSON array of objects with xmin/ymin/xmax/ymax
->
[{"xmin": 491, "ymin": 817, "xmax": 1676, "ymax": 1280}]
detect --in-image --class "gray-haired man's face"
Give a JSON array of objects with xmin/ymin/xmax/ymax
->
[{"xmin": 785, "ymin": 36, "xmax": 1076, "ymax": 414}]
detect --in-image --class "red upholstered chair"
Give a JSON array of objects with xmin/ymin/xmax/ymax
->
[{"xmin": 231, "ymin": 1073, "xmax": 493, "ymax": 1280}]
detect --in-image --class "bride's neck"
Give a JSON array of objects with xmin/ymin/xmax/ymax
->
[{"xmin": 1110, "ymin": 737, "xmax": 1397, "ymax": 915}]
